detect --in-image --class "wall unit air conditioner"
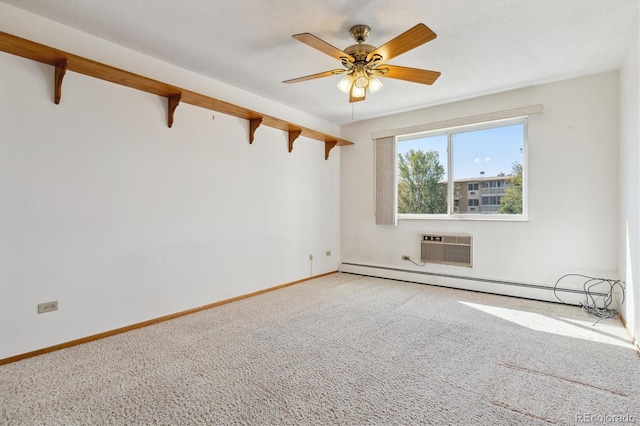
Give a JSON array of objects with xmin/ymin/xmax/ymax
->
[{"xmin": 421, "ymin": 235, "xmax": 473, "ymax": 268}]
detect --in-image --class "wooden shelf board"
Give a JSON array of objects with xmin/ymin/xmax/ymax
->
[{"xmin": 0, "ymin": 31, "xmax": 354, "ymax": 149}]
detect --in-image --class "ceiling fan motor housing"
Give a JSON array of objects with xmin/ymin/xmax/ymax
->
[
  {"xmin": 346, "ymin": 25, "xmax": 376, "ymax": 63},
  {"xmin": 344, "ymin": 43, "xmax": 376, "ymax": 62},
  {"xmin": 349, "ymin": 25, "xmax": 371, "ymax": 43}
]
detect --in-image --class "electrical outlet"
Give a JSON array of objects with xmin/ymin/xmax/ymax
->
[
  {"xmin": 326, "ymin": 251, "xmax": 331, "ymax": 256},
  {"xmin": 309, "ymin": 254, "xmax": 313, "ymax": 260},
  {"xmin": 402, "ymin": 255, "xmax": 411, "ymax": 261},
  {"xmin": 37, "ymin": 300, "xmax": 58, "ymax": 314}
]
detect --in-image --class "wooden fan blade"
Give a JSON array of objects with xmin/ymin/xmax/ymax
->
[
  {"xmin": 283, "ymin": 69, "xmax": 346, "ymax": 84},
  {"xmin": 366, "ymin": 24, "xmax": 436, "ymax": 62},
  {"xmin": 349, "ymin": 92, "xmax": 366, "ymax": 103},
  {"xmin": 377, "ymin": 65, "xmax": 441, "ymax": 85},
  {"xmin": 292, "ymin": 33, "xmax": 355, "ymax": 62}
]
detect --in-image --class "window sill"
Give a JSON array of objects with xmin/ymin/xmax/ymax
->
[{"xmin": 398, "ymin": 214, "xmax": 529, "ymax": 222}]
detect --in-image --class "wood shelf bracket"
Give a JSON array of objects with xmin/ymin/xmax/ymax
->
[
  {"xmin": 325, "ymin": 140, "xmax": 338, "ymax": 160},
  {"xmin": 54, "ymin": 58, "xmax": 67, "ymax": 105},
  {"xmin": 0, "ymin": 31, "xmax": 354, "ymax": 153},
  {"xmin": 249, "ymin": 117, "xmax": 263, "ymax": 144},
  {"xmin": 167, "ymin": 93, "xmax": 181, "ymax": 128},
  {"xmin": 288, "ymin": 129, "xmax": 302, "ymax": 153}
]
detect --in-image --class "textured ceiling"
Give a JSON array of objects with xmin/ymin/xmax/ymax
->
[{"xmin": 2, "ymin": 0, "xmax": 638, "ymax": 125}]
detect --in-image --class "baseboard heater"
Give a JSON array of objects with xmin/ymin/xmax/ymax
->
[{"xmin": 340, "ymin": 262, "xmax": 608, "ymax": 299}]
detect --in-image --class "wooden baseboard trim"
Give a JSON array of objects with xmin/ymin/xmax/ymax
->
[
  {"xmin": 619, "ymin": 313, "xmax": 640, "ymax": 356},
  {"xmin": 0, "ymin": 271, "xmax": 337, "ymax": 365}
]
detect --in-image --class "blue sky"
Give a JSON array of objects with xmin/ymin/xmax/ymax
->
[{"xmin": 397, "ymin": 124, "xmax": 524, "ymax": 180}]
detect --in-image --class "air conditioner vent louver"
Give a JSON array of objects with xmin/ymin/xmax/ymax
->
[{"xmin": 421, "ymin": 235, "xmax": 473, "ymax": 267}]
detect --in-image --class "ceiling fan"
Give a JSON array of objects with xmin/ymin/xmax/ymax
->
[{"xmin": 283, "ymin": 23, "xmax": 441, "ymax": 103}]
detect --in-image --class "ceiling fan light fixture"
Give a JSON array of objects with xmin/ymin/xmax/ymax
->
[
  {"xmin": 354, "ymin": 66, "xmax": 369, "ymax": 89},
  {"xmin": 367, "ymin": 74, "xmax": 383, "ymax": 94},
  {"xmin": 354, "ymin": 75, "xmax": 369, "ymax": 89},
  {"xmin": 337, "ymin": 74, "xmax": 353, "ymax": 94},
  {"xmin": 350, "ymin": 84, "xmax": 365, "ymax": 98},
  {"xmin": 355, "ymin": 76, "xmax": 369, "ymax": 90}
]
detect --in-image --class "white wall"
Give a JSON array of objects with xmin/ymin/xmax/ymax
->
[
  {"xmin": 0, "ymin": 3, "xmax": 339, "ymax": 136},
  {"xmin": 0, "ymin": 12, "xmax": 341, "ymax": 359},
  {"xmin": 340, "ymin": 72, "xmax": 620, "ymax": 304},
  {"xmin": 619, "ymin": 18, "xmax": 639, "ymax": 347}
]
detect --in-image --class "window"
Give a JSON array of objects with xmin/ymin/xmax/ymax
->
[
  {"xmin": 396, "ymin": 118, "xmax": 526, "ymax": 218},
  {"xmin": 396, "ymin": 134, "xmax": 448, "ymax": 215},
  {"xmin": 482, "ymin": 196, "xmax": 502, "ymax": 205}
]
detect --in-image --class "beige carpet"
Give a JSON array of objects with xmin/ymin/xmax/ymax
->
[{"xmin": 1, "ymin": 273, "xmax": 638, "ymax": 425}]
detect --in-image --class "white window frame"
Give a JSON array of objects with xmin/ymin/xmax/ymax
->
[
  {"xmin": 374, "ymin": 105, "xmax": 541, "ymax": 226},
  {"xmin": 396, "ymin": 116, "xmax": 529, "ymax": 222}
]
